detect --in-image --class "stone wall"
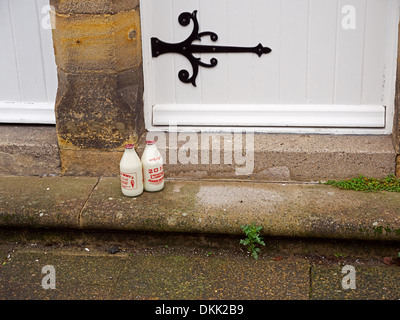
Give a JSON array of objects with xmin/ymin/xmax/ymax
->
[{"xmin": 50, "ymin": 0, "xmax": 144, "ymax": 176}]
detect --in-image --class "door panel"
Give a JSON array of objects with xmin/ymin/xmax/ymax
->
[
  {"xmin": 141, "ymin": 0, "xmax": 399, "ymax": 133},
  {"xmin": 0, "ymin": 0, "xmax": 57, "ymax": 124}
]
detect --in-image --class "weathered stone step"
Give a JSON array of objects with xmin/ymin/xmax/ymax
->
[
  {"xmin": 0, "ymin": 125, "xmax": 61, "ymax": 176},
  {"xmin": 1, "ymin": 176, "xmax": 399, "ymax": 242}
]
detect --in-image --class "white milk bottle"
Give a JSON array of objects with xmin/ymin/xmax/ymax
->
[
  {"xmin": 141, "ymin": 140, "xmax": 164, "ymax": 192},
  {"xmin": 120, "ymin": 144, "xmax": 143, "ymax": 197}
]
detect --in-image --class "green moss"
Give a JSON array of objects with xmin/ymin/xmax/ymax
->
[
  {"xmin": 325, "ymin": 175, "xmax": 400, "ymax": 192},
  {"xmin": 372, "ymin": 226, "xmax": 383, "ymax": 235}
]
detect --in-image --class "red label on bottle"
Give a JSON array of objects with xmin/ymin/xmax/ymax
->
[
  {"xmin": 120, "ymin": 172, "xmax": 138, "ymax": 190},
  {"xmin": 149, "ymin": 155, "xmax": 162, "ymax": 162},
  {"xmin": 147, "ymin": 166, "xmax": 164, "ymax": 185}
]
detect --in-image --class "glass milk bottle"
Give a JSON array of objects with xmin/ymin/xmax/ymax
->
[
  {"xmin": 141, "ymin": 140, "xmax": 164, "ymax": 192},
  {"xmin": 120, "ymin": 144, "xmax": 143, "ymax": 197}
]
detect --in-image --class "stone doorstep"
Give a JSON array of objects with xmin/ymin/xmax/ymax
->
[
  {"xmin": 0, "ymin": 125, "xmax": 397, "ymax": 181},
  {"xmin": 0, "ymin": 176, "xmax": 400, "ymax": 242},
  {"xmin": 0, "ymin": 125, "xmax": 61, "ymax": 176},
  {"xmin": 137, "ymin": 132, "xmax": 397, "ymax": 182},
  {"xmin": 59, "ymin": 132, "xmax": 397, "ymax": 180},
  {"xmin": 54, "ymin": 132, "xmax": 396, "ymax": 182}
]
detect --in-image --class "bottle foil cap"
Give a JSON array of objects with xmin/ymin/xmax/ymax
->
[
  {"xmin": 124, "ymin": 144, "xmax": 135, "ymax": 149},
  {"xmin": 146, "ymin": 140, "xmax": 156, "ymax": 145}
]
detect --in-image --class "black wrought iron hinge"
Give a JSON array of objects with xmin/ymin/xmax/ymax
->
[{"xmin": 151, "ymin": 10, "xmax": 272, "ymax": 87}]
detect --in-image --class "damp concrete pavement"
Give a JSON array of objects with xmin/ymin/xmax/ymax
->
[
  {"xmin": 1, "ymin": 230, "xmax": 400, "ymax": 300},
  {"xmin": 1, "ymin": 176, "xmax": 400, "ymax": 300}
]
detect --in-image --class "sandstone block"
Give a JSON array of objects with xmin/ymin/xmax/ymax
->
[
  {"xmin": 51, "ymin": 9, "xmax": 142, "ymax": 73},
  {"xmin": 55, "ymin": 68, "xmax": 144, "ymax": 151},
  {"xmin": 60, "ymin": 149, "xmax": 122, "ymax": 176},
  {"xmin": 50, "ymin": 0, "xmax": 139, "ymax": 15}
]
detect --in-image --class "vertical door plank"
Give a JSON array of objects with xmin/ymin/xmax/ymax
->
[
  {"xmin": 0, "ymin": 0, "xmax": 21, "ymax": 102},
  {"xmin": 151, "ymin": 0, "xmax": 176, "ymax": 105},
  {"xmin": 334, "ymin": 0, "xmax": 366, "ymax": 104},
  {"xmin": 307, "ymin": 0, "xmax": 338, "ymax": 104},
  {"xmin": 35, "ymin": 0, "xmax": 58, "ymax": 103},
  {"xmin": 279, "ymin": 0, "xmax": 309, "ymax": 104},
  {"xmin": 172, "ymin": 0, "xmax": 202, "ymax": 104},
  {"xmin": 253, "ymin": 0, "xmax": 281, "ymax": 104},
  {"xmin": 361, "ymin": 0, "xmax": 387, "ymax": 105},
  {"xmin": 226, "ymin": 0, "xmax": 254, "ymax": 104},
  {"xmin": 381, "ymin": 0, "xmax": 400, "ymax": 131},
  {"xmin": 9, "ymin": 0, "xmax": 47, "ymax": 102},
  {"xmin": 198, "ymin": 0, "xmax": 228, "ymax": 104}
]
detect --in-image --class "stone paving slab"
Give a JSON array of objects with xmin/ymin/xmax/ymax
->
[
  {"xmin": 0, "ymin": 250, "xmax": 124, "ymax": 299},
  {"xmin": 2, "ymin": 240, "xmax": 400, "ymax": 300},
  {"xmin": 0, "ymin": 247, "xmax": 309, "ymax": 300},
  {"xmin": 311, "ymin": 264, "xmax": 400, "ymax": 300},
  {"xmin": 114, "ymin": 255, "xmax": 310, "ymax": 300}
]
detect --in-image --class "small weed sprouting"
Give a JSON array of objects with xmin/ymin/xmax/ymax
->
[
  {"xmin": 325, "ymin": 175, "xmax": 400, "ymax": 192},
  {"xmin": 240, "ymin": 223, "xmax": 265, "ymax": 260}
]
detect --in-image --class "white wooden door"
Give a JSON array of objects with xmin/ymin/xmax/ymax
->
[
  {"xmin": 141, "ymin": 0, "xmax": 400, "ymax": 134},
  {"xmin": 0, "ymin": 0, "xmax": 57, "ymax": 124}
]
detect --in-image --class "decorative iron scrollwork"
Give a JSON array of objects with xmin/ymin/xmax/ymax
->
[{"xmin": 151, "ymin": 10, "xmax": 272, "ymax": 87}]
